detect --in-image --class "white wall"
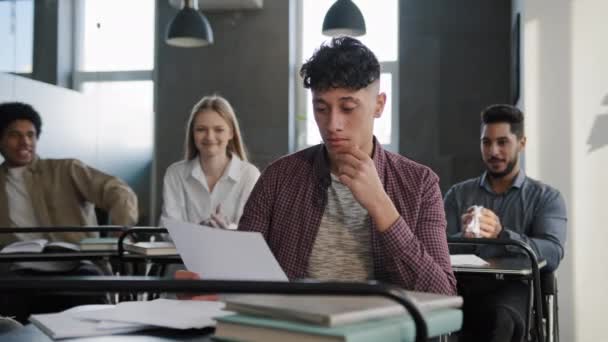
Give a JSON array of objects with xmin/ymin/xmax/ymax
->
[
  {"xmin": 519, "ymin": 0, "xmax": 608, "ymax": 340},
  {"xmin": 0, "ymin": 72, "xmax": 154, "ymax": 223}
]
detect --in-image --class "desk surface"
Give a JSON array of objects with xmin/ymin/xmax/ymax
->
[
  {"xmin": 0, "ymin": 325, "xmax": 214, "ymax": 342},
  {"xmin": 0, "ymin": 277, "xmax": 461, "ymax": 342},
  {"xmin": 1, "ymin": 311, "xmax": 458, "ymax": 342},
  {"xmin": 452, "ymin": 256, "xmax": 547, "ymax": 275}
]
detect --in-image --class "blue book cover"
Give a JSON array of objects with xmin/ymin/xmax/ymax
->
[{"xmin": 214, "ymin": 309, "xmax": 462, "ymax": 342}]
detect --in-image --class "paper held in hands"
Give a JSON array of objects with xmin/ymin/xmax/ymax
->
[
  {"xmin": 163, "ymin": 218, "xmax": 288, "ymax": 281},
  {"xmin": 466, "ymin": 205, "xmax": 483, "ymax": 237}
]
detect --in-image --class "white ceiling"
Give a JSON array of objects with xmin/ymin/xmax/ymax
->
[{"xmin": 168, "ymin": 0, "xmax": 263, "ymax": 11}]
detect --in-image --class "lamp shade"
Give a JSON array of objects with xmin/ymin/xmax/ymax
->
[
  {"xmin": 322, "ymin": 0, "xmax": 366, "ymax": 37},
  {"xmin": 166, "ymin": 4, "xmax": 214, "ymax": 47}
]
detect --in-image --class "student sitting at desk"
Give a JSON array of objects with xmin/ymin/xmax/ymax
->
[
  {"xmin": 443, "ymin": 104, "xmax": 567, "ymax": 342},
  {"xmin": 160, "ymin": 95, "xmax": 260, "ymax": 230},
  {"xmin": 0, "ymin": 101, "xmax": 138, "ymax": 321},
  {"xmin": 179, "ymin": 37, "xmax": 456, "ymax": 295},
  {"xmin": 0, "ymin": 102, "xmax": 138, "ymax": 245}
]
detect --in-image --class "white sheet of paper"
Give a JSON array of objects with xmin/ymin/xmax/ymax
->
[
  {"xmin": 450, "ymin": 254, "xmax": 490, "ymax": 267},
  {"xmin": 76, "ymin": 299, "xmax": 231, "ymax": 330},
  {"xmin": 95, "ymin": 320, "xmax": 151, "ymax": 330},
  {"xmin": 164, "ymin": 218, "xmax": 288, "ymax": 281},
  {"xmin": 29, "ymin": 305, "xmax": 149, "ymax": 339}
]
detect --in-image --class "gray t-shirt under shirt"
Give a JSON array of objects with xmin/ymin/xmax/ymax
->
[{"xmin": 307, "ymin": 174, "xmax": 374, "ymax": 281}]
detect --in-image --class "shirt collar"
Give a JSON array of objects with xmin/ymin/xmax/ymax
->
[
  {"xmin": 188, "ymin": 154, "xmax": 243, "ymax": 182},
  {"xmin": 1, "ymin": 155, "xmax": 40, "ymax": 175},
  {"xmin": 225, "ymin": 155, "xmax": 244, "ymax": 182},
  {"xmin": 479, "ymin": 169, "xmax": 526, "ymax": 192}
]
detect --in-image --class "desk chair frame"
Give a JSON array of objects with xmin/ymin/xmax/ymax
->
[
  {"xmin": 117, "ymin": 227, "xmax": 180, "ymax": 277},
  {"xmin": 448, "ymin": 237, "xmax": 546, "ymax": 342},
  {"xmin": 541, "ymin": 271, "xmax": 559, "ymax": 342}
]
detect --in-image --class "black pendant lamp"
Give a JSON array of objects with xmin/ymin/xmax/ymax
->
[
  {"xmin": 166, "ymin": 0, "xmax": 214, "ymax": 47},
  {"xmin": 322, "ymin": 0, "xmax": 366, "ymax": 37}
]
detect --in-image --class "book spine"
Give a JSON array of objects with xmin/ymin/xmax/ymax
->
[{"xmin": 345, "ymin": 319, "xmax": 414, "ymax": 342}]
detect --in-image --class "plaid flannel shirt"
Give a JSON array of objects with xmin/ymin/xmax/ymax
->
[{"xmin": 239, "ymin": 140, "xmax": 456, "ymax": 295}]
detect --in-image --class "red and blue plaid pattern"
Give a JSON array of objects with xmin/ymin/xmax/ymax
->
[{"xmin": 239, "ymin": 140, "xmax": 456, "ymax": 295}]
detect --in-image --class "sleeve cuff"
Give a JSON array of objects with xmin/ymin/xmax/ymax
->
[{"xmin": 378, "ymin": 217, "xmax": 414, "ymax": 257}]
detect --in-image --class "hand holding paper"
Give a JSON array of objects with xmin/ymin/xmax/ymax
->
[{"xmin": 174, "ymin": 270, "xmax": 219, "ymax": 301}]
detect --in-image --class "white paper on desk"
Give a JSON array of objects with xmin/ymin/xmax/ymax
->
[
  {"xmin": 29, "ymin": 304, "xmax": 150, "ymax": 339},
  {"xmin": 96, "ymin": 319, "xmax": 150, "ymax": 330},
  {"xmin": 164, "ymin": 218, "xmax": 288, "ymax": 281},
  {"xmin": 450, "ymin": 254, "xmax": 490, "ymax": 267},
  {"xmin": 77, "ymin": 299, "xmax": 231, "ymax": 330}
]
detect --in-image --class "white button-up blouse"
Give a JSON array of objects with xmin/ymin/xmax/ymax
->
[{"xmin": 160, "ymin": 155, "xmax": 260, "ymax": 229}]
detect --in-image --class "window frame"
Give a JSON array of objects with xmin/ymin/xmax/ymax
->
[{"xmin": 294, "ymin": 0, "xmax": 400, "ymax": 153}]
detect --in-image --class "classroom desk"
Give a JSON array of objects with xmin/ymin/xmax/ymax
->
[
  {"xmin": 0, "ymin": 277, "xmax": 457, "ymax": 342},
  {"xmin": 117, "ymin": 227, "xmax": 182, "ymax": 276},
  {"xmin": 452, "ymin": 256, "xmax": 547, "ymax": 276},
  {"xmin": 0, "ymin": 226, "xmax": 125, "ymax": 263},
  {"xmin": 0, "ymin": 226, "xmax": 179, "ymax": 276},
  {"xmin": 0, "ymin": 251, "xmax": 117, "ymax": 262},
  {"xmin": 1, "ymin": 314, "xmax": 460, "ymax": 342},
  {"xmin": 0, "ymin": 226, "xmax": 126, "ymax": 236},
  {"xmin": 448, "ymin": 237, "xmax": 546, "ymax": 342},
  {"xmin": 0, "ymin": 324, "xmax": 214, "ymax": 342}
]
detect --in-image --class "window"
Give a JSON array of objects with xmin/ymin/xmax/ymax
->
[
  {"xmin": 0, "ymin": 0, "xmax": 34, "ymax": 73},
  {"xmin": 78, "ymin": 0, "xmax": 154, "ymax": 71},
  {"xmin": 72, "ymin": 0, "xmax": 155, "ymax": 149},
  {"xmin": 81, "ymin": 81, "xmax": 153, "ymax": 150},
  {"xmin": 296, "ymin": 0, "xmax": 399, "ymax": 151}
]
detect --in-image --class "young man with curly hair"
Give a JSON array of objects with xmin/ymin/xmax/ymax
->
[
  {"xmin": 0, "ymin": 102, "xmax": 138, "ymax": 245},
  {"xmin": 179, "ymin": 37, "xmax": 456, "ymax": 295}
]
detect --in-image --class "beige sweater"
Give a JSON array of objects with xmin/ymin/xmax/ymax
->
[{"xmin": 0, "ymin": 157, "xmax": 138, "ymax": 245}]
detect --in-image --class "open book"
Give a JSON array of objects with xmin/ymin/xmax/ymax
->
[
  {"xmin": 0, "ymin": 239, "xmax": 79, "ymax": 254},
  {"xmin": 0, "ymin": 239, "xmax": 81, "ymax": 272}
]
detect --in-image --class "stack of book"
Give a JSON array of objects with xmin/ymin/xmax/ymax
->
[
  {"xmin": 214, "ymin": 291, "xmax": 463, "ymax": 341},
  {"xmin": 79, "ymin": 237, "xmax": 120, "ymax": 251},
  {"xmin": 123, "ymin": 241, "xmax": 177, "ymax": 256}
]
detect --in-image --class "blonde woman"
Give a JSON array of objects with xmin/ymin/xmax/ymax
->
[{"xmin": 160, "ymin": 95, "xmax": 260, "ymax": 229}]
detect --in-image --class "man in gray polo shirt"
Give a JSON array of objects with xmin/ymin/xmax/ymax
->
[{"xmin": 444, "ymin": 104, "xmax": 567, "ymax": 342}]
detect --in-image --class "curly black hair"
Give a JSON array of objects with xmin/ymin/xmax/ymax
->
[
  {"xmin": 481, "ymin": 104, "xmax": 524, "ymax": 138},
  {"xmin": 300, "ymin": 36, "xmax": 380, "ymax": 92},
  {"xmin": 0, "ymin": 102, "xmax": 42, "ymax": 138}
]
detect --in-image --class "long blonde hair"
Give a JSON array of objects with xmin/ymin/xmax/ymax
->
[{"xmin": 184, "ymin": 95, "xmax": 249, "ymax": 161}]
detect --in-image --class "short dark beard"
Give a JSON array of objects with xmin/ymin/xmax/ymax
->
[{"xmin": 486, "ymin": 159, "xmax": 517, "ymax": 179}]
